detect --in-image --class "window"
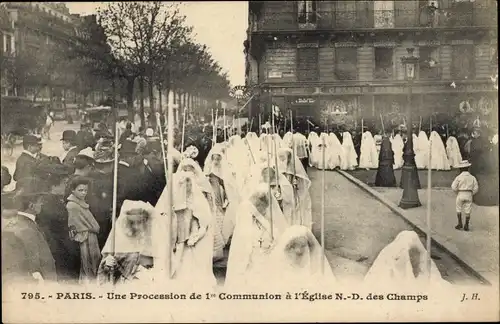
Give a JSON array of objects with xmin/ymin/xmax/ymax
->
[
  {"xmin": 451, "ymin": 45, "xmax": 475, "ymax": 79},
  {"xmin": 5, "ymin": 34, "xmax": 12, "ymax": 53},
  {"xmin": 374, "ymin": 0, "xmax": 394, "ymax": 28},
  {"xmin": 374, "ymin": 47, "xmax": 394, "ymax": 80},
  {"xmin": 298, "ymin": 0, "xmax": 317, "ymax": 24},
  {"xmin": 297, "ymin": 47, "xmax": 319, "ymax": 81},
  {"xmin": 419, "ymin": 46, "xmax": 441, "ymax": 79},
  {"xmin": 335, "ymin": 47, "xmax": 358, "ymax": 80}
]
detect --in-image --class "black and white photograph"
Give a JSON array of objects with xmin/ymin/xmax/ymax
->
[{"xmin": 1, "ymin": 1, "xmax": 498, "ymax": 322}]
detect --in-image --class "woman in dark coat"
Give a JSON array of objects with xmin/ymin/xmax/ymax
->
[
  {"xmin": 375, "ymin": 136, "xmax": 397, "ymax": 187},
  {"xmin": 37, "ymin": 162, "xmax": 81, "ymax": 283},
  {"xmin": 469, "ymin": 129, "xmax": 499, "ymax": 206}
]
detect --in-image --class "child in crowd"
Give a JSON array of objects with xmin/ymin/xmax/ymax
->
[{"xmin": 451, "ymin": 160, "xmax": 479, "ymax": 231}]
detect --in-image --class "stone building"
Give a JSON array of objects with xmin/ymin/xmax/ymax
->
[
  {"xmin": 245, "ymin": 0, "xmax": 497, "ymax": 128},
  {"xmin": 1, "ymin": 2, "xmax": 77, "ymax": 101}
]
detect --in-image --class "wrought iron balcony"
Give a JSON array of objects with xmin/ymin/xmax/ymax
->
[{"xmin": 255, "ymin": 8, "xmax": 496, "ymax": 32}]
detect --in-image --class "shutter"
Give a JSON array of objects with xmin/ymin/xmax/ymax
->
[{"xmin": 297, "ymin": 47, "xmax": 319, "ymax": 81}]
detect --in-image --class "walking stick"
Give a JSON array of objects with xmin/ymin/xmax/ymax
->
[
  {"xmin": 156, "ymin": 113, "xmax": 171, "ymax": 279},
  {"xmin": 181, "ymin": 107, "xmax": 187, "ymax": 154},
  {"xmin": 426, "ymin": 116, "xmax": 433, "ymax": 281},
  {"xmin": 321, "ymin": 133, "xmax": 326, "ymax": 274}
]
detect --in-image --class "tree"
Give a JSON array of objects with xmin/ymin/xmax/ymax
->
[{"xmin": 98, "ymin": 1, "xmax": 191, "ymax": 128}]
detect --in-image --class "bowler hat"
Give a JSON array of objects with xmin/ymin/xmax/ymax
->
[
  {"xmin": 23, "ymin": 134, "xmax": 43, "ymax": 146},
  {"xmin": 61, "ymin": 130, "xmax": 77, "ymax": 142}
]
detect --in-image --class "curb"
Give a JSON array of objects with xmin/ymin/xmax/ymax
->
[{"xmin": 336, "ymin": 169, "xmax": 492, "ymax": 286}]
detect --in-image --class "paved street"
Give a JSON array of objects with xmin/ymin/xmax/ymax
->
[{"xmin": 308, "ymin": 168, "xmax": 482, "ymax": 285}]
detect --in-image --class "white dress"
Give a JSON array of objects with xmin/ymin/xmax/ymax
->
[
  {"xmin": 428, "ymin": 131, "xmax": 451, "ymax": 170},
  {"xmin": 446, "ymin": 136, "xmax": 463, "ymax": 168},
  {"xmin": 359, "ymin": 131, "xmax": 379, "ymax": 169},
  {"xmin": 415, "ymin": 131, "xmax": 429, "ymax": 169},
  {"xmin": 391, "ymin": 134, "xmax": 404, "ymax": 170},
  {"xmin": 340, "ymin": 132, "xmax": 358, "ymax": 170}
]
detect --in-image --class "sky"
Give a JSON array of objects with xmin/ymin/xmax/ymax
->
[{"xmin": 64, "ymin": 2, "xmax": 247, "ymax": 87}]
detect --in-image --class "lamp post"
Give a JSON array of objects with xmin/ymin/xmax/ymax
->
[{"xmin": 399, "ymin": 48, "xmax": 422, "ymax": 209}]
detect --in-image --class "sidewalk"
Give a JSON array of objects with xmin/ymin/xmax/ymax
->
[{"xmin": 338, "ymin": 170, "xmax": 499, "ymax": 285}]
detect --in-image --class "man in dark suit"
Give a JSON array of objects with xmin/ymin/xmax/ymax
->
[
  {"xmin": 13, "ymin": 135, "xmax": 45, "ymax": 189},
  {"xmin": 60, "ymin": 130, "xmax": 79, "ymax": 168},
  {"xmin": 2, "ymin": 177, "xmax": 57, "ymax": 284}
]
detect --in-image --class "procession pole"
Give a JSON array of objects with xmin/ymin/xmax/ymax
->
[
  {"xmin": 321, "ymin": 133, "xmax": 326, "ymax": 274},
  {"xmin": 181, "ymin": 107, "xmax": 187, "ymax": 154},
  {"xmin": 361, "ymin": 118, "xmax": 364, "ymax": 134},
  {"xmin": 289, "ymin": 110, "xmax": 293, "ymax": 133},
  {"xmin": 290, "ymin": 111, "xmax": 298, "ymax": 224},
  {"xmin": 214, "ymin": 107, "xmax": 219, "ymax": 145},
  {"xmin": 259, "ymin": 113, "xmax": 262, "ymax": 135},
  {"xmin": 426, "ymin": 116, "xmax": 433, "ymax": 281},
  {"xmin": 111, "ymin": 123, "xmax": 120, "ymax": 255},
  {"xmin": 266, "ymin": 129, "xmax": 274, "ymax": 241},
  {"xmin": 212, "ymin": 107, "xmax": 216, "ymax": 148},
  {"xmin": 380, "ymin": 114, "xmax": 385, "ymax": 135},
  {"xmin": 419, "ymin": 116, "xmax": 422, "ymax": 133},
  {"xmin": 223, "ymin": 106, "xmax": 227, "ymax": 143},
  {"xmin": 272, "ymin": 110, "xmax": 281, "ymax": 198},
  {"xmin": 156, "ymin": 113, "xmax": 171, "ymax": 279},
  {"xmin": 249, "ymin": 117, "xmax": 254, "ymax": 133}
]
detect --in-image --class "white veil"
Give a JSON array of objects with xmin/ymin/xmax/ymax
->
[
  {"xmin": 445, "ymin": 136, "xmax": 463, "ymax": 168},
  {"xmin": 364, "ymin": 231, "xmax": 449, "ymax": 288},
  {"xmin": 428, "ymin": 131, "xmax": 451, "ymax": 170},
  {"xmin": 341, "ymin": 132, "xmax": 358, "ymax": 170},
  {"xmin": 359, "ymin": 131, "xmax": 379, "ymax": 169}
]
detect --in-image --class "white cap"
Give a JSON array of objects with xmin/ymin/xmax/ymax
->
[
  {"xmin": 457, "ymin": 160, "xmax": 471, "ymax": 168},
  {"xmin": 77, "ymin": 147, "xmax": 95, "ymax": 160}
]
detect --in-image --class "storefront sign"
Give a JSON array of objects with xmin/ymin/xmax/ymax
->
[
  {"xmin": 418, "ymin": 40, "xmax": 441, "ymax": 46},
  {"xmin": 465, "ymin": 83, "xmax": 496, "ymax": 92},
  {"xmin": 285, "ymin": 87, "xmax": 316, "ymax": 95},
  {"xmin": 297, "ymin": 42, "xmax": 319, "ymax": 48},
  {"xmin": 334, "ymin": 42, "xmax": 358, "ymax": 48},
  {"xmin": 268, "ymin": 71, "xmax": 282, "ymax": 78},
  {"xmin": 327, "ymin": 87, "xmax": 362, "ymax": 94},
  {"xmin": 292, "ymin": 97, "xmax": 316, "ymax": 105},
  {"xmin": 451, "ymin": 39, "xmax": 474, "ymax": 45},
  {"xmin": 373, "ymin": 41, "xmax": 397, "ymax": 47}
]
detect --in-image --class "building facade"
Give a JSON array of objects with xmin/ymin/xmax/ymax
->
[
  {"xmin": 1, "ymin": 2, "xmax": 77, "ymax": 100},
  {"xmin": 245, "ymin": 0, "xmax": 497, "ymax": 128}
]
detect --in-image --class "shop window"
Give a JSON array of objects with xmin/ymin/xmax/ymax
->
[
  {"xmin": 298, "ymin": 0, "xmax": 317, "ymax": 24},
  {"xmin": 4, "ymin": 34, "xmax": 12, "ymax": 53},
  {"xmin": 451, "ymin": 45, "xmax": 475, "ymax": 79},
  {"xmin": 297, "ymin": 47, "xmax": 319, "ymax": 81},
  {"xmin": 374, "ymin": 47, "xmax": 394, "ymax": 80},
  {"xmin": 419, "ymin": 46, "xmax": 441, "ymax": 79},
  {"xmin": 335, "ymin": 47, "xmax": 358, "ymax": 80}
]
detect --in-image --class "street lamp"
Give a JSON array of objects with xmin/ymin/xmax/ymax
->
[{"xmin": 399, "ymin": 48, "xmax": 422, "ymax": 209}]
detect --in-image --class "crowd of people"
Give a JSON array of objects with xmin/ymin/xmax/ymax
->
[{"xmin": 1, "ymin": 113, "xmax": 496, "ymax": 290}]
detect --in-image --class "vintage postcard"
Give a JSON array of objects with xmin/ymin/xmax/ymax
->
[{"xmin": 1, "ymin": 1, "xmax": 498, "ymax": 322}]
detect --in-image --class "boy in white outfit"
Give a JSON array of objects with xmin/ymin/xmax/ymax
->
[{"xmin": 451, "ymin": 160, "xmax": 479, "ymax": 231}]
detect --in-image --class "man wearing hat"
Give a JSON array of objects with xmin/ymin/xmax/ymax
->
[
  {"xmin": 60, "ymin": 130, "xmax": 79, "ymax": 167},
  {"xmin": 2, "ymin": 177, "xmax": 57, "ymax": 284},
  {"xmin": 76, "ymin": 122, "xmax": 96, "ymax": 151},
  {"xmin": 13, "ymin": 135, "xmax": 46, "ymax": 188}
]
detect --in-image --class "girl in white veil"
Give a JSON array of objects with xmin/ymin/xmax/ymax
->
[
  {"xmin": 263, "ymin": 225, "xmax": 336, "ymax": 290},
  {"xmin": 98, "ymin": 200, "xmax": 156, "ymax": 285},
  {"xmin": 364, "ymin": 231, "xmax": 449, "ymax": 288},
  {"xmin": 416, "ymin": 131, "xmax": 430, "ymax": 169},
  {"xmin": 391, "ymin": 132, "xmax": 404, "ymax": 169},
  {"xmin": 244, "ymin": 162, "xmax": 295, "ymax": 226},
  {"xmin": 340, "ymin": 132, "xmax": 358, "ymax": 170},
  {"xmin": 314, "ymin": 132, "xmax": 332, "ymax": 170},
  {"xmin": 327, "ymin": 133, "xmax": 344, "ymax": 169},
  {"xmin": 283, "ymin": 131, "xmax": 293, "ymax": 149},
  {"xmin": 245, "ymin": 132, "xmax": 260, "ymax": 156},
  {"xmin": 359, "ymin": 131, "xmax": 379, "ymax": 169},
  {"xmin": 446, "ymin": 136, "xmax": 463, "ymax": 168},
  {"xmin": 154, "ymin": 171, "xmax": 217, "ymax": 289},
  {"xmin": 203, "ymin": 144, "xmax": 241, "ymax": 256},
  {"xmin": 277, "ymin": 147, "xmax": 313, "ymax": 229},
  {"xmin": 178, "ymin": 157, "xmax": 214, "ymax": 202},
  {"xmin": 428, "ymin": 131, "xmax": 451, "ymax": 170},
  {"xmin": 225, "ymin": 184, "xmax": 288, "ymax": 290},
  {"xmin": 308, "ymin": 131, "xmax": 319, "ymax": 167}
]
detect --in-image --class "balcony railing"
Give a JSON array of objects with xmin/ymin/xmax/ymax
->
[{"xmin": 256, "ymin": 7, "xmax": 496, "ymax": 31}]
